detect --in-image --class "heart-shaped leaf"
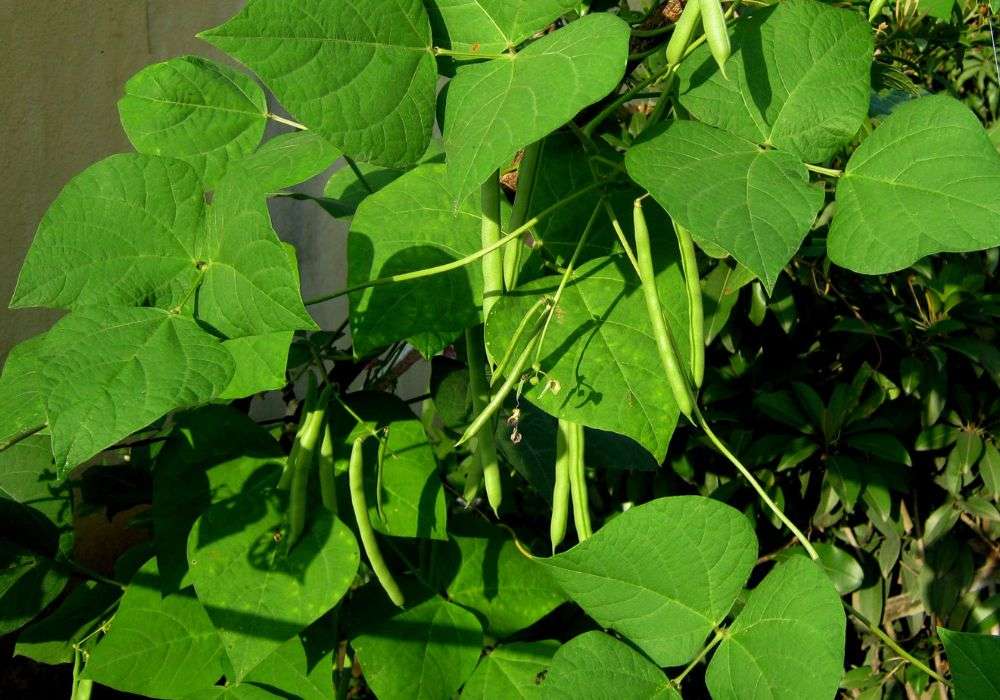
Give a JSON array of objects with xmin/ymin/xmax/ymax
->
[
  {"xmin": 351, "ymin": 596, "xmax": 483, "ymax": 700},
  {"xmin": 444, "ymin": 13, "xmax": 629, "ymax": 202},
  {"xmin": 187, "ymin": 466, "xmax": 360, "ymax": 679},
  {"xmin": 829, "ymin": 95, "xmax": 1000, "ymax": 274},
  {"xmin": 938, "ymin": 628, "xmax": 1000, "ymax": 700},
  {"xmin": 427, "ymin": 0, "xmax": 578, "ymax": 55},
  {"xmin": 705, "ymin": 557, "xmax": 846, "ymax": 699},
  {"xmin": 540, "ymin": 496, "xmax": 757, "ymax": 666},
  {"xmin": 118, "ymin": 56, "xmax": 267, "ymax": 188},
  {"xmin": 83, "ymin": 559, "xmax": 225, "ymax": 698},
  {"xmin": 676, "ymin": 0, "xmax": 873, "ymax": 164},
  {"xmin": 200, "ymin": 0, "xmax": 436, "ymax": 166},
  {"xmin": 626, "ymin": 120, "xmax": 823, "ymax": 291},
  {"xmin": 461, "ymin": 640, "xmax": 559, "ymax": 699},
  {"xmin": 541, "ymin": 632, "xmax": 679, "ymax": 699}
]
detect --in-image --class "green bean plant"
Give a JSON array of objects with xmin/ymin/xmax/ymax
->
[{"xmin": 2, "ymin": 0, "xmax": 1000, "ymax": 697}]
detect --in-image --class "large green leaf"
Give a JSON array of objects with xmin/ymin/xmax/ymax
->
[
  {"xmin": 484, "ymin": 252, "xmax": 691, "ymax": 461},
  {"xmin": 233, "ymin": 623, "xmax": 336, "ymax": 700},
  {"xmin": 938, "ymin": 628, "xmax": 1000, "ymax": 700},
  {"xmin": 541, "ymin": 632, "xmax": 678, "ymax": 699},
  {"xmin": 0, "ymin": 542, "xmax": 68, "ymax": 636},
  {"xmin": 83, "ymin": 559, "xmax": 225, "ymax": 699},
  {"xmin": 218, "ymin": 332, "xmax": 293, "ymax": 400},
  {"xmin": 0, "ymin": 337, "xmax": 49, "ymax": 452},
  {"xmin": 426, "ymin": 0, "xmax": 578, "ymax": 54},
  {"xmin": 330, "ymin": 392, "xmax": 447, "ymax": 540},
  {"xmin": 347, "ymin": 163, "xmax": 487, "ymax": 357},
  {"xmin": 11, "ymin": 154, "xmax": 204, "ymax": 311},
  {"xmin": 200, "ymin": 0, "xmax": 436, "ymax": 167},
  {"xmin": 676, "ymin": 0, "xmax": 873, "ymax": 164},
  {"xmin": 705, "ymin": 557, "xmax": 845, "ymax": 700},
  {"xmin": 443, "ymin": 13, "xmax": 629, "ymax": 202},
  {"xmin": 461, "ymin": 640, "xmax": 559, "ymax": 699},
  {"xmin": 431, "ymin": 517, "xmax": 565, "ymax": 638},
  {"xmin": 351, "ymin": 596, "xmax": 483, "ymax": 700},
  {"xmin": 153, "ymin": 406, "xmax": 286, "ymax": 593},
  {"xmin": 626, "ymin": 120, "xmax": 823, "ymax": 291},
  {"xmin": 828, "ymin": 95, "xmax": 1000, "ymax": 274},
  {"xmin": 11, "ymin": 152, "xmax": 317, "ymax": 339},
  {"xmin": 15, "ymin": 580, "xmax": 121, "ymax": 665},
  {"xmin": 217, "ymin": 131, "xmax": 341, "ymax": 200},
  {"xmin": 540, "ymin": 496, "xmax": 757, "ymax": 666},
  {"xmin": 187, "ymin": 462, "xmax": 359, "ymax": 679},
  {"xmin": 40, "ymin": 307, "xmax": 234, "ymax": 473},
  {"xmin": 118, "ymin": 56, "xmax": 267, "ymax": 188}
]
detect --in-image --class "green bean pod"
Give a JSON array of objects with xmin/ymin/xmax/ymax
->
[
  {"xmin": 504, "ymin": 142, "xmax": 542, "ymax": 291},
  {"xmin": 666, "ymin": 0, "xmax": 702, "ymax": 66},
  {"xmin": 568, "ymin": 422, "xmax": 591, "ymax": 541},
  {"xmin": 481, "ymin": 171, "xmax": 504, "ymax": 321},
  {"xmin": 633, "ymin": 200, "xmax": 695, "ymax": 418},
  {"xmin": 701, "ymin": 0, "xmax": 731, "ymax": 77},
  {"xmin": 461, "ymin": 453, "xmax": 484, "ymax": 506},
  {"xmin": 675, "ymin": 223, "xmax": 705, "ymax": 388},
  {"xmin": 278, "ymin": 379, "xmax": 319, "ymax": 490},
  {"xmin": 318, "ymin": 419, "xmax": 336, "ymax": 512},
  {"xmin": 349, "ymin": 435, "xmax": 405, "ymax": 608},
  {"xmin": 551, "ymin": 419, "xmax": 573, "ymax": 553},
  {"xmin": 287, "ymin": 389, "xmax": 330, "ymax": 548},
  {"xmin": 465, "ymin": 327, "xmax": 504, "ymax": 515}
]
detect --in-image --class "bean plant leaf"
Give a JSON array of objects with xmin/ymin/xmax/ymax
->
[
  {"xmin": 235, "ymin": 625, "xmax": 337, "ymax": 700},
  {"xmin": 218, "ymin": 332, "xmax": 293, "ymax": 400},
  {"xmin": 0, "ymin": 336, "xmax": 49, "ymax": 451},
  {"xmin": 200, "ymin": 0, "xmax": 437, "ymax": 167},
  {"xmin": 443, "ymin": 13, "xmax": 629, "ymax": 202},
  {"xmin": 348, "ymin": 163, "xmax": 490, "ymax": 357},
  {"xmin": 187, "ymin": 463, "xmax": 360, "ymax": 679},
  {"xmin": 426, "ymin": 0, "xmax": 578, "ymax": 54},
  {"xmin": 484, "ymin": 251, "xmax": 691, "ymax": 461},
  {"xmin": 676, "ymin": 0, "xmax": 873, "ymax": 164},
  {"xmin": 82, "ymin": 559, "xmax": 225, "ymax": 698},
  {"xmin": 0, "ymin": 435, "xmax": 67, "ymax": 530},
  {"xmin": 40, "ymin": 307, "xmax": 235, "ymax": 473},
  {"xmin": 218, "ymin": 131, "xmax": 341, "ymax": 200},
  {"xmin": 351, "ymin": 596, "xmax": 483, "ymax": 700},
  {"xmin": 11, "ymin": 154, "xmax": 204, "ymax": 311},
  {"xmin": 461, "ymin": 640, "xmax": 559, "ymax": 699},
  {"xmin": 828, "ymin": 95, "xmax": 1000, "ymax": 274},
  {"xmin": 118, "ymin": 56, "xmax": 268, "ymax": 188},
  {"xmin": 431, "ymin": 517, "xmax": 565, "ymax": 638},
  {"xmin": 626, "ymin": 120, "xmax": 823, "ymax": 291},
  {"xmin": 153, "ymin": 407, "xmax": 286, "ymax": 593},
  {"xmin": 541, "ymin": 632, "xmax": 679, "ymax": 699},
  {"xmin": 329, "ymin": 392, "xmax": 447, "ymax": 540},
  {"xmin": 540, "ymin": 496, "xmax": 757, "ymax": 666},
  {"xmin": 705, "ymin": 557, "xmax": 846, "ymax": 700},
  {"xmin": 15, "ymin": 580, "xmax": 121, "ymax": 665},
  {"xmin": 938, "ymin": 628, "xmax": 1000, "ymax": 700},
  {"xmin": 0, "ymin": 542, "xmax": 68, "ymax": 636}
]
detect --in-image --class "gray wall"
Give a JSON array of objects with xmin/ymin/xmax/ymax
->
[{"xmin": 0, "ymin": 1, "xmax": 349, "ymax": 358}]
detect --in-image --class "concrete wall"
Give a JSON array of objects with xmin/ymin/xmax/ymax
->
[{"xmin": 0, "ymin": 0, "xmax": 349, "ymax": 358}]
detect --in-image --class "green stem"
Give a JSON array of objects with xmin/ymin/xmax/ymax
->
[
  {"xmin": 631, "ymin": 23, "xmax": 677, "ymax": 38},
  {"xmin": 433, "ymin": 47, "xmax": 512, "ymax": 60},
  {"xmin": 491, "ymin": 297, "xmax": 550, "ymax": 389},
  {"xmin": 844, "ymin": 603, "xmax": 951, "ymax": 686},
  {"xmin": 695, "ymin": 406, "xmax": 819, "ymax": 559},
  {"xmin": 72, "ymin": 648, "xmax": 93, "ymax": 700},
  {"xmin": 532, "ymin": 202, "xmax": 604, "ymax": 367},
  {"xmin": 465, "ymin": 327, "xmax": 504, "ymax": 515},
  {"xmin": 804, "ymin": 163, "xmax": 843, "ymax": 178},
  {"xmin": 504, "ymin": 141, "xmax": 543, "ymax": 290},
  {"xmin": 344, "ymin": 155, "xmax": 374, "ymax": 193},
  {"xmin": 671, "ymin": 628, "xmax": 725, "ymax": 686},
  {"xmin": 268, "ymin": 113, "xmax": 308, "ymax": 130},
  {"xmin": 458, "ymin": 326, "xmax": 545, "ymax": 449},
  {"xmin": 481, "ymin": 170, "xmax": 505, "ymax": 321},
  {"xmin": 602, "ymin": 199, "xmax": 642, "ymax": 276},
  {"xmin": 303, "ymin": 180, "xmax": 605, "ymax": 306}
]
